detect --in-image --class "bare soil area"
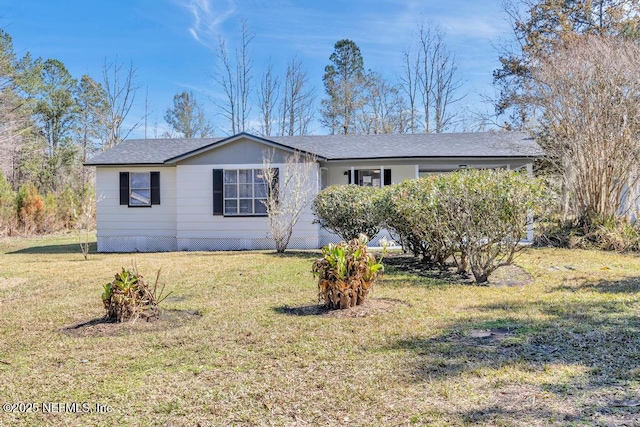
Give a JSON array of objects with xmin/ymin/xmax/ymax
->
[{"xmin": 61, "ymin": 309, "xmax": 202, "ymax": 338}]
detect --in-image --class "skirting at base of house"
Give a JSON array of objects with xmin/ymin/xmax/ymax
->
[
  {"xmin": 319, "ymin": 229, "xmax": 396, "ymax": 248},
  {"xmin": 97, "ymin": 230, "xmax": 401, "ymax": 253},
  {"xmin": 98, "ymin": 236, "xmax": 178, "ymax": 252},
  {"xmin": 97, "ymin": 236, "xmax": 321, "ymax": 252}
]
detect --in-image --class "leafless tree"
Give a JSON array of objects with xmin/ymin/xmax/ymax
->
[
  {"xmin": 0, "ymin": 89, "xmax": 31, "ymax": 186},
  {"xmin": 257, "ymin": 60, "xmax": 279, "ymax": 137},
  {"xmin": 399, "ymin": 47, "xmax": 421, "ymax": 133},
  {"xmin": 213, "ymin": 21, "xmax": 254, "ymax": 135},
  {"xmin": 262, "ymin": 149, "xmax": 318, "ymax": 253},
  {"xmin": 529, "ymin": 35, "xmax": 640, "ymax": 222},
  {"xmin": 279, "ymin": 56, "xmax": 315, "ymax": 136},
  {"xmin": 356, "ymin": 72, "xmax": 407, "ymax": 134},
  {"xmin": 401, "ymin": 24, "xmax": 465, "ymax": 133},
  {"xmin": 100, "ymin": 58, "xmax": 141, "ymax": 149}
]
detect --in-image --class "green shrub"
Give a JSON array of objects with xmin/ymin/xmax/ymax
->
[
  {"xmin": 0, "ymin": 173, "xmax": 16, "ymax": 236},
  {"xmin": 56, "ymin": 184, "xmax": 81, "ymax": 229},
  {"xmin": 42, "ymin": 193, "xmax": 61, "ymax": 233},
  {"xmin": 312, "ymin": 235, "xmax": 385, "ymax": 309},
  {"xmin": 433, "ymin": 169, "xmax": 549, "ymax": 283},
  {"xmin": 380, "ymin": 178, "xmax": 453, "ymax": 265},
  {"xmin": 312, "ymin": 185, "xmax": 382, "ymax": 241},
  {"xmin": 313, "ymin": 171, "xmax": 548, "ymax": 283},
  {"xmin": 102, "ymin": 266, "xmax": 171, "ymax": 322}
]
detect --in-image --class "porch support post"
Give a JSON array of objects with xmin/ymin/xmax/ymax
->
[
  {"xmin": 380, "ymin": 166, "xmax": 384, "ymax": 188},
  {"xmin": 350, "ymin": 167, "xmax": 355, "ymax": 185},
  {"xmin": 415, "ymin": 165, "xmax": 419, "ymax": 179}
]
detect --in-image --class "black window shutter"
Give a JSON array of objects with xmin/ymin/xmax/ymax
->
[
  {"xmin": 119, "ymin": 172, "xmax": 129, "ymax": 205},
  {"xmin": 384, "ymin": 169, "xmax": 392, "ymax": 186},
  {"xmin": 213, "ymin": 169, "xmax": 223, "ymax": 215},
  {"xmin": 150, "ymin": 172, "xmax": 161, "ymax": 205}
]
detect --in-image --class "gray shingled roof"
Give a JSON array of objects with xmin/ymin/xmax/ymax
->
[
  {"xmin": 85, "ymin": 131, "xmax": 543, "ymax": 165},
  {"xmin": 269, "ymin": 131, "xmax": 542, "ymax": 159},
  {"xmin": 85, "ymin": 137, "xmax": 223, "ymax": 165}
]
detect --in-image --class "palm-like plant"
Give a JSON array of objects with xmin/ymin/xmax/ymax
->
[
  {"xmin": 102, "ymin": 265, "xmax": 171, "ymax": 322},
  {"xmin": 312, "ymin": 235, "xmax": 385, "ymax": 309}
]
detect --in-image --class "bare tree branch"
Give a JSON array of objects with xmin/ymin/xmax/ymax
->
[{"xmin": 262, "ymin": 149, "xmax": 318, "ymax": 253}]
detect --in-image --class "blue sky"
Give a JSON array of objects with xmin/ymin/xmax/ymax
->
[{"xmin": 0, "ymin": 0, "xmax": 511, "ymax": 136}]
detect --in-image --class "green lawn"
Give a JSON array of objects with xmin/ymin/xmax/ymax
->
[{"xmin": 0, "ymin": 233, "xmax": 639, "ymax": 426}]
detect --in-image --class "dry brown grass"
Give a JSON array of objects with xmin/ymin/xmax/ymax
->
[{"xmin": 0, "ymin": 234, "xmax": 639, "ymax": 426}]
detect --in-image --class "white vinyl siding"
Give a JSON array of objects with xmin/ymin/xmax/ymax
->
[
  {"xmin": 96, "ymin": 167, "xmax": 177, "ymax": 241},
  {"xmin": 175, "ymin": 163, "xmax": 319, "ymax": 243}
]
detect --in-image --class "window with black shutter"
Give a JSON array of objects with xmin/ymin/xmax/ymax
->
[
  {"xmin": 214, "ymin": 168, "xmax": 276, "ymax": 216},
  {"xmin": 119, "ymin": 171, "xmax": 160, "ymax": 207}
]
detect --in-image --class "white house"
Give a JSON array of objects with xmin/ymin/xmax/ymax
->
[{"xmin": 85, "ymin": 132, "xmax": 543, "ymax": 252}]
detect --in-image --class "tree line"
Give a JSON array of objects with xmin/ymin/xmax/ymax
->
[
  {"xmin": 214, "ymin": 21, "xmax": 467, "ymax": 137},
  {"xmin": 3, "ymin": 0, "xmax": 640, "ymax": 244},
  {"xmin": 0, "ymin": 28, "xmax": 146, "ymax": 235}
]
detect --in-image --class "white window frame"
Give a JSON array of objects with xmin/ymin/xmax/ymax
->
[
  {"xmin": 129, "ymin": 172, "xmax": 151, "ymax": 206},
  {"xmin": 223, "ymin": 169, "xmax": 268, "ymax": 216}
]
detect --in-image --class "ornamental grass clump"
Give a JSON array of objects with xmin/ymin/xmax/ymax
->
[
  {"xmin": 312, "ymin": 234, "xmax": 385, "ymax": 309},
  {"xmin": 102, "ymin": 265, "xmax": 171, "ymax": 322}
]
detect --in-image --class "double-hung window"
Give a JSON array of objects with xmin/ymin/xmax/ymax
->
[
  {"xmin": 129, "ymin": 172, "xmax": 151, "ymax": 206},
  {"xmin": 223, "ymin": 169, "xmax": 268, "ymax": 216}
]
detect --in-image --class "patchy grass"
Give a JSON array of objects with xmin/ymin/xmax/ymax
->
[{"xmin": 0, "ymin": 235, "xmax": 639, "ymax": 426}]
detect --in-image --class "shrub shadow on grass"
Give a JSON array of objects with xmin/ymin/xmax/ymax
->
[
  {"xmin": 459, "ymin": 405, "xmax": 567, "ymax": 426},
  {"xmin": 274, "ymin": 298, "xmax": 411, "ymax": 318},
  {"xmin": 393, "ymin": 299, "xmax": 640, "ymax": 381},
  {"xmin": 266, "ymin": 250, "xmax": 320, "ymax": 260},
  {"xmin": 384, "ymin": 255, "xmax": 473, "ymax": 284},
  {"xmin": 273, "ymin": 304, "xmax": 330, "ymax": 316},
  {"xmin": 554, "ymin": 277, "xmax": 640, "ymax": 294},
  {"xmin": 388, "ymin": 279, "xmax": 640, "ymax": 424},
  {"xmin": 8, "ymin": 242, "xmax": 97, "ymax": 255},
  {"xmin": 384, "ymin": 254, "xmax": 534, "ymax": 287}
]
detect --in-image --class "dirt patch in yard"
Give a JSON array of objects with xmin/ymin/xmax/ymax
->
[
  {"xmin": 486, "ymin": 264, "xmax": 535, "ymax": 287},
  {"xmin": 0, "ymin": 277, "xmax": 27, "ymax": 290},
  {"xmin": 276, "ymin": 298, "xmax": 411, "ymax": 318},
  {"xmin": 61, "ymin": 309, "xmax": 202, "ymax": 338}
]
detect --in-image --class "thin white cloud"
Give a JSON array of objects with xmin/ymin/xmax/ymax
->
[
  {"xmin": 182, "ymin": 0, "xmax": 236, "ymax": 48},
  {"xmin": 440, "ymin": 16, "xmax": 506, "ymax": 40}
]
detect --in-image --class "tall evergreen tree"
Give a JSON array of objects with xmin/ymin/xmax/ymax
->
[
  {"xmin": 164, "ymin": 91, "xmax": 213, "ymax": 138},
  {"xmin": 321, "ymin": 39, "xmax": 367, "ymax": 134},
  {"xmin": 75, "ymin": 75, "xmax": 107, "ymax": 163},
  {"xmin": 27, "ymin": 59, "xmax": 78, "ymax": 191}
]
